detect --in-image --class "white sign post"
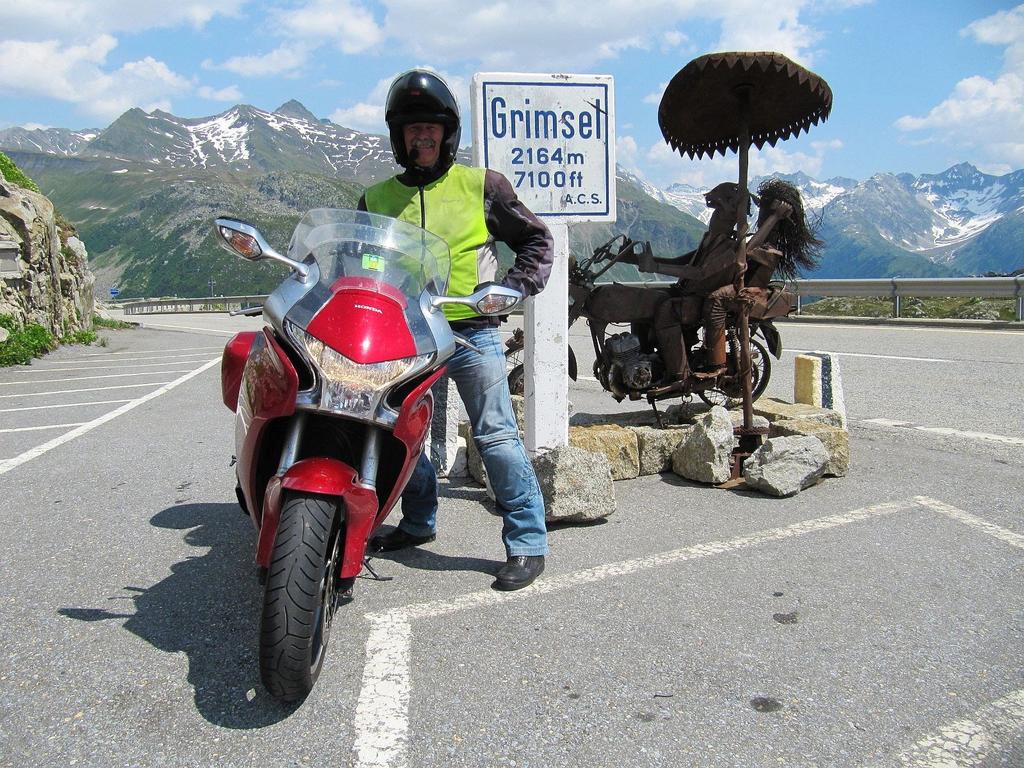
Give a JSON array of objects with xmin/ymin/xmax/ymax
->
[{"xmin": 472, "ymin": 73, "xmax": 616, "ymax": 455}]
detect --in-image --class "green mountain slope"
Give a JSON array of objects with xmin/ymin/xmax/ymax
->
[
  {"xmin": 13, "ymin": 151, "xmax": 704, "ymax": 297},
  {"xmin": 16, "ymin": 153, "xmax": 361, "ymax": 297}
]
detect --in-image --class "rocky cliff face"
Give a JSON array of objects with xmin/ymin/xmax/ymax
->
[{"xmin": 0, "ymin": 172, "xmax": 94, "ymax": 335}]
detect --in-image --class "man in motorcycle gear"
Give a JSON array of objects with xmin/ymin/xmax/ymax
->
[{"xmin": 362, "ymin": 69, "xmax": 553, "ymax": 591}]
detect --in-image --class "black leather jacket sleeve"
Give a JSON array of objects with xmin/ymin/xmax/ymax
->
[{"xmin": 484, "ymin": 170, "xmax": 553, "ymax": 297}]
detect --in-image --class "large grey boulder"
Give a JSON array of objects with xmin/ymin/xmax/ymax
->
[
  {"xmin": 672, "ymin": 405, "xmax": 734, "ymax": 484},
  {"xmin": 743, "ymin": 436, "xmax": 828, "ymax": 497},
  {"xmin": 533, "ymin": 445, "xmax": 616, "ymax": 522},
  {"xmin": 770, "ymin": 419, "xmax": 849, "ymax": 477}
]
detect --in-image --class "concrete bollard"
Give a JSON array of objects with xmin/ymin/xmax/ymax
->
[{"xmin": 794, "ymin": 352, "xmax": 847, "ymax": 428}]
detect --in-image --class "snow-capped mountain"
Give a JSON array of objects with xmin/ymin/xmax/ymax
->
[
  {"xmin": 652, "ymin": 165, "xmax": 1023, "ymax": 274},
  {"xmin": 0, "ymin": 126, "xmax": 100, "ymax": 156},
  {"xmin": 3, "ymin": 103, "xmax": 1023, "ymax": 277},
  {"xmin": 1, "ymin": 101, "xmax": 396, "ymax": 182},
  {"xmin": 660, "ymin": 171, "xmax": 856, "ymax": 224}
]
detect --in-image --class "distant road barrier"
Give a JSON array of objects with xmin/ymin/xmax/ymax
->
[
  {"xmin": 790, "ymin": 277, "xmax": 1023, "ymax": 321},
  {"xmin": 122, "ymin": 295, "xmax": 267, "ymax": 315},
  {"xmin": 120, "ymin": 277, "xmax": 1024, "ymax": 321}
]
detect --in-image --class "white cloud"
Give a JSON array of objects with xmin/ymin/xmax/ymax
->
[
  {"xmin": 329, "ymin": 102, "xmax": 385, "ymax": 131},
  {"xmin": 616, "ymin": 135, "xmax": 640, "ymax": 167},
  {"xmin": 376, "ymin": 0, "xmax": 821, "ymax": 69},
  {"xmin": 0, "ymin": 0, "xmax": 247, "ymax": 39},
  {"xmin": 21, "ymin": 123, "xmax": 53, "ymax": 131},
  {"xmin": 198, "ymin": 84, "xmax": 243, "ymax": 101},
  {"xmin": 205, "ymin": 44, "xmax": 309, "ymax": 77},
  {"xmin": 643, "ymin": 82, "xmax": 669, "ymax": 106},
  {"xmin": 895, "ymin": 4, "xmax": 1024, "ymax": 169},
  {"xmin": 273, "ymin": 0, "xmax": 383, "ymax": 54},
  {"xmin": 0, "ymin": 36, "xmax": 191, "ymax": 121}
]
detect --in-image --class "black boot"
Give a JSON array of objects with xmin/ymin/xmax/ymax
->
[
  {"xmin": 493, "ymin": 555, "xmax": 545, "ymax": 591},
  {"xmin": 369, "ymin": 528, "xmax": 436, "ymax": 552}
]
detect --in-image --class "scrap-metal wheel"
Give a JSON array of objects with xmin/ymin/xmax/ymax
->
[{"xmin": 698, "ymin": 337, "xmax": 771, "ymax": 409}]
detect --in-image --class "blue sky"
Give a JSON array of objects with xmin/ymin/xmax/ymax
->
[{"xmin": 1, "ymin": 1, "xmax": 1022, "ymax": 189}]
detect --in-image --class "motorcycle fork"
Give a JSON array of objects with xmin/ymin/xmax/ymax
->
[{"xmin": 276, "ymin": 411, "xmax": 308, "ymax": 475}]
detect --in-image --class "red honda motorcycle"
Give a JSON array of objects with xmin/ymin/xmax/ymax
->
[{"xmin": 215, "ymin": 209, "xmax": 521, "ymax": 702}]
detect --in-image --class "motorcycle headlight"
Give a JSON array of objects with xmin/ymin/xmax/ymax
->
[{"xmin": 291, "ymin": 325, "xmax": 431, "ymax": 418}]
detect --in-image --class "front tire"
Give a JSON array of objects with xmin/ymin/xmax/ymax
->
[{"xmin": 259, "ymin": 492, "xmax": 343, "ymax": 702}]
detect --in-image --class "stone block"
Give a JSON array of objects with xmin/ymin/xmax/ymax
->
[
  {"xmin": 569, "ymin": 424, "xmax": 640, "ymax": 480},
  {"xmin": 672, "ymin": 405, "xmax": 734, "ymax": 484},
  {"xmin": 533, "ymin": 445, "xmax": 616, "ymax": 522},
  {"xmin": 771, "ymin": 418, "xmax": 849, "ymax": 477},
  {"xmin": 728, "ymin": 412, "xmax": 770, "ymax": 431},
  {"xmin": 794, "ymin": 352, "xmax": 847, "ymax": 428},
  {"xmin": 743, "ymin": 436, "xmax": 828, "ymax": 497},
  {"xmin": 630, "ymin": 424, "xmax": 695, "ymax": 475},
  {"xmin": 753, "ymin": 397, "xmax": 844, "ymax": 429}
]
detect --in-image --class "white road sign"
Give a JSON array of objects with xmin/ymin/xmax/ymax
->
[{"xmin": 471, "ymin": 73, "xmax": 616, "ymax": 222}]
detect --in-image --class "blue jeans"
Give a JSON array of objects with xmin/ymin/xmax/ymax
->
[{"xmin": 399, "ymin": 326, "xmax": 548, "ymax": 557}]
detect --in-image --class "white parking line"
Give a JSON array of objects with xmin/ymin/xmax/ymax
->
[
  {"xmin": 0, "ymin": 400, "xmax": 132, "ymax": 413},
  {"xmin": 0, "ymin": 370, "xmax": 195, "ymax": 386},
  {"xmin": 352, "ymin": 498, "xmax": 918, "ymax": 768},
  {"xmin": 861, "ymin": 419, "xmax": 1024, "ymax": 447},
  {"xmin": 8, "ymin": 355, "xmax": 220, "ymax": 372},
  {"xmin": 915, "ymin": 496, "xmax": 1024, "ymax": 549},
  {"xmin": 353, "ymin": 496, "xmax": 1024, "ymax": 768},
  {"xmin": 0, "ymin": 382, "xmax": 173, "ymax": 399},
  {"xmin": 897, "ymin": 688, "xmax": 1024, "ymax": 767},
  {"xmin": 75, "ymin": 346, "xmax": 223, "ymax": 356},
  {"xmin": 138, "ymin": 323, "xmax": 242, "ymax": 336},
  {"xmin": 0, "ymin": 423, "xmax": 86, "ymax": 433},
  {"xmin": 788, "ymin": 347, "xmax": 951, "ymax": 363},
  {"xmin": 0, "ymin": 358, "xmax": 219, "ymax": 476}
]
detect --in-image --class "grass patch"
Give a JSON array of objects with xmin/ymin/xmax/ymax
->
[
  {"xmin": 801, "ymin": 296, "xmax": 1018, "ymax": 321},
  {"xmin": 0, "ymin": 151, "xmax": 41, "ymax": 193},
  {"xmin": 93, "ymin": 315, "xmax": 135, "ymax": 330},
  {"xmin": 0, "ymin": 315, "xmax": 56, "ymax": 366},
  {"xmin": 0, "ymin": 314, "xmax": 125, "ymax": 366}
]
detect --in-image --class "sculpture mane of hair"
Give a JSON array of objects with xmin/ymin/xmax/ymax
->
[{"xmin": 756, "ymin": 178, "xmax": 822, "ymax": 281}]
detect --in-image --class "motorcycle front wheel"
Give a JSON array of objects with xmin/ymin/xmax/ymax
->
[
  {"xmin": 259, "ymin": 492, "xmax": 344, "ymax": 702},
  {"xmin": 698, "ymin": 337, "xmax": 771, "ymax": 409}
]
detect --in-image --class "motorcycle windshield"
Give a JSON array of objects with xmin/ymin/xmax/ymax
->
[{"xmin": 287, "ymin": 208, "xmax": 452, "ymax": 304}]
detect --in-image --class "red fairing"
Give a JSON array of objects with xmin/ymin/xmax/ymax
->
[
  {"xmin": 221, "ymin": 331, "xmax": 257, "ymax": 411},
  {"xmin": 256, "ymin": 458, "xmax": 379, "ymax": 578},
  {"xmin": 376, "ymin": 367, "xmax": 446, "ymax": 520},
  {"xmin": 330, "ymin": 276, "xmax": 408, "ymax": 308},
  {"xmin": 306, "ymin": 288, "xmax": 416, "ymax": 363},
  {"xmin": 235, "ymin": 330, "xmax": 299, "ymax": 519}
]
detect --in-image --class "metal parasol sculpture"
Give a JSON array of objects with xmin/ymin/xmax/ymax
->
[{"xmin": 658, "ymin": 51, "xmax": 832, "ymax": 463}]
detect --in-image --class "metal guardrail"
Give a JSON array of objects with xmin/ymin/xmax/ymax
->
[
  {"xmin": 122, "ymin": 295, "xmax": 267, "ymax": 315},
  {"xmin": 612, "ymin": 276, "xmax": 1024, "ymax": 321},
  {"xmin": 120, "ymin": 277, "xmax": 1024, "ymax": 321},
  {"xmin": 791, "ymin": 276, "xmax": 1023, "ymax": 321}
]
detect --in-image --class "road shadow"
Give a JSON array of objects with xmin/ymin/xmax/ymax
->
[
  {"xmin": 367, "ymin": 524, "xmax": 501, "ymax": 576},
  {"xmin": 59, "ymin": 502, "xmax": 300, "ymax": 728}
]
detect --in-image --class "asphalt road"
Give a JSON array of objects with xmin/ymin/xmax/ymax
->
[{"xmin": 0, "ymin": 314, "xmax": 1021, "ymax": 768}]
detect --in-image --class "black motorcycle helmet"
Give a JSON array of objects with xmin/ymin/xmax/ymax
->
[{"xmin": 385, "ymin": 69, "xmax": 461, "ymax": 170}]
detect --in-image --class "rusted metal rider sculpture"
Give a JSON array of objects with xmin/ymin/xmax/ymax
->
[{"xmin": 657, "ymin": 51, "xmax": 832, "ymax": 468}]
